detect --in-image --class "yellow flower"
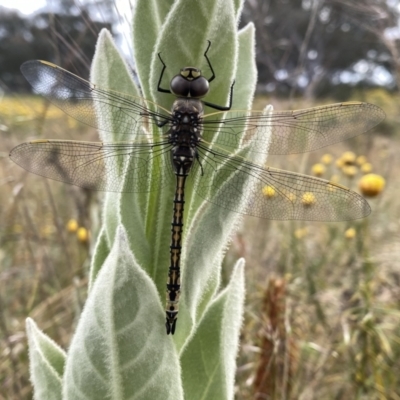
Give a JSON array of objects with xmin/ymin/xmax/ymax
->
[
  {"xmin": 345, "ymin": 228, "xmax": 356, "ymax": 239},
  {"xmin": 356, "ymin": 155, "xmax": 367, "ymax": 166},
  {"xmin": 342, "ymin": 165, "xmax": 358, "ymax": 177},
  {"xmin": 262, "ymin": 185, "xmax": 276, "ymax": 198},
  {"xmin": 321, "ymin": 153, "xmax": 333, "ymax": 165},
  {"xmin": 294, "ymin": 228, "xmax": 308, "ymax": 239},
  {"xmin": 67, "ymin": 219, "xmax": 79, "ymax": 233},
  {"xmin": 77, "ymin": 227, "xmax": 89, "ymax": 243},
  {"xmin": 361, "ymin": 163, "xmax": 372, "ymax": 174},
  {"xmin": 311, "ymin": 163, "xmax": 326, "ymax": 177},
  {"xmin": 302, "ymin": 192, "xmax": 316, "ymax": 206},
  {"xmin": 341, "ymin": 151, "xmax": 357, "ymax": 165},
  {"xmin": 358, "ymin": 174, "xmax": 385, "ymax": 197}
]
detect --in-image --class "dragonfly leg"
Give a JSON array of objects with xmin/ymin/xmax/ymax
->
[
  {"xmin": 203, "ymin": 80, "xmax": 235, "ymax": 111},
  {"xmin": 139, "ymin": 111, "xmax": 170, "ymax": 129},
  {"xmin": 157, "ymin": 53, "xmax": 172, "ymax": 94},
  {"xmin": 202, "ymin": 40, "xmax": 235, "ymax": 111},
  {"xmin": 204, "ymin": 40, "xmax": 215, "ymax": 83},
  {"xmin": 195, "ymin": 152, "xmax": 204, "ymax": 176}
]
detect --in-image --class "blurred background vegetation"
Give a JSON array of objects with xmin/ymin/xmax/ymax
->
[{"xmin": 0, "ymin": 0, "xmax": 399, "ymax": 399}]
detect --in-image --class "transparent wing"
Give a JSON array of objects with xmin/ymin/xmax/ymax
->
[
  {"xmin": 20, "ymin": 60, "xmax": 172, "ymax": 137},
  {"xmin": 9, "ymin": 139, "xmax": 173, "ymax": 192},
  {"xmin": 202, "ymin": 102, "xmax": 385, "ymax": 155},
  {"xmin": 21, "ymin": 62, "xmax": 385, "ymax": 156},
  {"xmin": 193, "ymin": 147, "xmax": 370, "ymax": 221}
]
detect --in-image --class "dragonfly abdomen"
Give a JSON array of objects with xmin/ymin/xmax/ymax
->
[{"xmin": 166, "ymin": 173, "xmax": 187, "ymax": 335}]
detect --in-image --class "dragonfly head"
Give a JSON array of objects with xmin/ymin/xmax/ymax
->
[{"xmin": 170, "ymin": 67, "xmax": 209, "ymax": 98}]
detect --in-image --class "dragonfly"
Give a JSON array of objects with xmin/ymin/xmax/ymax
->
[{"xmin": 10, "ymin": 41, "xmax": 385, "ymax": 335}]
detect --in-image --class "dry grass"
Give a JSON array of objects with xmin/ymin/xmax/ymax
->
[
  {"xmin": 1, "ymin": 94, "xmax": 399, "ymax": 399},
  {"xmin": 0, "ymin": 96, "xmax": 94, "ymax": 399},
  {"xmin": 229, "ymin": 98, "xmax": 400, "ymax": 399}
]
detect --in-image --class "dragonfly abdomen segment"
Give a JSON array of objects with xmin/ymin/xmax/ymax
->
[{"xmin": 166, "ymin": 174, "xmax": 187, "ymax": 335}]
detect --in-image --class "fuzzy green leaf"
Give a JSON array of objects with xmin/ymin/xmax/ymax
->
[
  {"xmin": 26, "ymin": 318, "xmax": 66, "ymax": 400},
  {"xmin": 150, "ymin": 0, "xmax": 238, "ymax": 112},
  {"xmin": 235, "ymin": 23, "xmax": 258, "ymax": 111},
  {"xmin": 234, "ymin": 0, "xmax": 245, "ymax": 21},
  {"xmin": 132, "ymin": 0, "xmax": 175, "ymax": 100},
  {"xmin": 180, "ymin": 259, "xmax": 245, "ymax": 400},
  {"xmin": 89, "ymin": 226, "xmax": 110, "ymax": 287},
  {"xmin": 90, "ymin": 30, "xmax": 151, "ymax": 279},
  {"xmin": 63, "ymin": 226, "xmax": 183, "ymax": 400},
  {"xmin": 91, "ymin": 29, "xmax": 141, "ymax": 122}
]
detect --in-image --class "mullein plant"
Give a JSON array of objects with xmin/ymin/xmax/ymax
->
[{"xmin": 25, "ymin": 0, "xmax": 264, "ymax": 398}]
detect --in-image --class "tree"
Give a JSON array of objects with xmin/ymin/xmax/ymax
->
[
  {"xmin": 240, "ymin": 0, "xmax": 393, "ymax": 99},
  {"xmin": 0, "ymin": 6, "xmax": 112, "ymax": 91}
]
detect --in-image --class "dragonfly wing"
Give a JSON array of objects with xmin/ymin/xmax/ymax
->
[
  {"xmin": 193, "ymin": 148, "xmax": 370, "ymax": 221},
  {"xmin": 20, "ymin": 60, "xmax": 171, "ymax": 137},
  {"xmin": 202, "ymin": 102, "xmax": 385, "ymax": 155},
  {"xmin": 10, "ymin": 140, "xmax": 173, "ymax": 193}
]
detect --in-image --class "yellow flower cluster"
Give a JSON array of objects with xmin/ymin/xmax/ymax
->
[
  {"xmin": 309, "ymin": 151, "xmax": 385, "ymax": 198},
  {"xmin": 0, "ymin": 96, "xmax": 82, "ymax": 126},
  {"xmin": 0, "ymin": 96, "xmax": 63, "ymax": 119},
  {"xmin": 358, "ymin": 174, "xmax": 386, "ymax": 197},
  {"xmin": 77, "ymin": 227, "xmax": 89, "ymax": 243},
  {"xmin": 294, "ymin": 227, "xmax": 308, "ymax": 239},
  {"xmin": 345, "ymin": 227, "xmax": 356, "ymax": 239},
  {"xmin": 66, "ymin": 219, "xmax": 90, "ymax": 243},
  {"xmin": 262, "ymin": 185, "xmax": 276, "ymax": 198},
  {"xmin": 302, "ymin": 192, "xmax": 316, "ymax": 206},
  {"xmin": 311, "ymin": 163, "xmax": 326, "ymax": 177}
]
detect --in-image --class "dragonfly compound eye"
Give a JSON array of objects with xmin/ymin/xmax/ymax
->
[
  {"xmin": 189, "ymin": 76, "xmax": 209, "ymax": 98},
  {"xmin": 170, "ymin": 72, "xmax": 209, "ymax": 98}
]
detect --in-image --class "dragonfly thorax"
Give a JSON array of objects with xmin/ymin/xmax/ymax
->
[
  {"xmin": 170, "ymin": 68, "xmax": 209, "ymax": 98},
  {"xmin": 170, "ymin": 98, "xmax": 204, "ymax": 138},
  {"xmin": 169, "ymin": 98, "xmax": 203, "ymax": 176}
]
